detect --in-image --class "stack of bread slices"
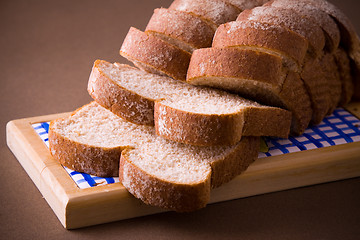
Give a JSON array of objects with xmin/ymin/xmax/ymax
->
[{"xmin": 49, "ymin": 0, "xmax": 360, "ymax": 212}]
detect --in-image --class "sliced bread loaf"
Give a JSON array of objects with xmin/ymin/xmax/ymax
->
[
  {"xmin": 186, "ymin": 47, "xmax": 312, "ymax": 135},
  {"xmin": 88, "ymin": 60, "xmax": 292, "ymax": 145},
  {"xmin": 145, "ymin": 8, "xmax": 215, "ymax": 53},
  {"xmin": 120, "ymin": 27, "xmax": 191, "ymax": 81},
  {"xmin": 49, "ymin": 101, "xmax": 260, "ymax": 212}
]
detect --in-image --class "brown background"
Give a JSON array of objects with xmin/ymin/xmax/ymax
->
[{"xmin": 1, "ymin": 0, "xmax": 360, "ymax": 239}]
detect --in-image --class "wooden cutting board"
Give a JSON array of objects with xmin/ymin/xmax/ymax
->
[{"xmin": 6, "ymin": 102, "xmax": 360, "ymax": 229}]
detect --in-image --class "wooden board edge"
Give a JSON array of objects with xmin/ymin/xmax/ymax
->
[
  {"xmin": 6, "ymin": 119, "xmax": 74, "ymax": 227},
  {"xmin": 210, "ymin": 141, "xmax": 360, "ymax": 203}
]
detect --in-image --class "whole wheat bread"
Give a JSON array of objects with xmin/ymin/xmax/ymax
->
[
  {"xmin": 49, "ymin": 101, "xmax": 259, "ymax": 212},
  {"xmin": 88, "ymin": 60, "xmax": 292, "ymax": 146}
]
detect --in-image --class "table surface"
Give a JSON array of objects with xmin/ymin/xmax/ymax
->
[{"xmin": 1, "ymin": 0, "xmax": 360, "ymax": 239}]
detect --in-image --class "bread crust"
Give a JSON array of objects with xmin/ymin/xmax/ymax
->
[
  {"xmin": 300, "ymin": 0, "xmax": 360, "ymax": 98},
  {"xmin": 119, "ymin": 148, "xmax": 211, "ymax": 212},
  {"xmin": 120, "ymin": 27, "xmax": 191, "ymax": 81},
  {"xmin": 224, "ymin": 0, "xmax": 269, "ymax": 11},
  {"xmin": 88, "ymin": 60, "xmax": 155, "ymax": 125},
  {"xmin": 155, "ymin": 100, "xmax": 291, "ymax": 145},
  {"xmin": 145, "ymin": 8, "xmax": 215, "ymax": 53},
  {"xmin": 187, "ymin": 47, "xmax": 285, "ymax": 88},
  {"xmin": 264, "ymin": 0, "xmax": 340, "ymax": 53},
  {"xmin": 169, "ymin": 0, "xmax": 241, "ymax": 28},
  {"xmin": 48, "ymin": 109, "xmax": 123, "ymax": 177},
  {"xmin": 236, "ymin": 6, "xmax": 326, "ymax": 57},
  {"xmin": 154, "ymin": 101, "xmax": 245, "ymax": 146},
  {"xmin": 213, "ymin": 20, "xmax": 308, "ymax": 70}
]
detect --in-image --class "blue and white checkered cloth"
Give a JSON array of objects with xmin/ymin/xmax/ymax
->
[{"xmin": 32, "ymin": 108, "xmax": 360, "ymax": 189}]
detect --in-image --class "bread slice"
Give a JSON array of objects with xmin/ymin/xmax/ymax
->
[
  {"xmin": 187, "ymin": 47, "xmax": 312, "ymax": 135},
  {"xmin": 88, "ymin": 60, "xmax": 292, "ymax": 145},
  {"xmin": 264, "ymin": 0, "xmax": 340, "ymax": 52},
  {"xmin": 300, "ymin": 56, "xmax": 332, "ymax": 124},
  {"xmin": 334, "ymin": 48, "xmax": 354, "ymax": 106},
  {"xmin": 236, "ymin": 6, "xmax": 326, "ymax": 57},
  {"xmin": 120, "ymin": 135, "xmax": 259, "ymax": 211},
  {"xmin": 49, "ymin": 101, "xmax": 260, "ymax": 212},
  {"xmin": 320, "ymin": 53, "xmax": 342, "ymax": 114},
  {"xmin": 213, "ymin": 20, "xmax": 308, "ymax": 72},
  {"xmin": 145, "ymin": 8, "xmax": 215, "ymax": 53},
  {"xmin": 48, "ymin": 102, "xmax": 154, "ymax": 177},
  {"xmin": 120, "ymin": 27, "xmax": 191, "ymax": 81},
  {"xmin": 169, "ymin": 0, "xmax": 241, "ymax": 30}
]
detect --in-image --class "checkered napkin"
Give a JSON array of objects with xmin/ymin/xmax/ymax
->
[{"xmin": 32, "ymin": 108, "xmax": 360, "ymax": 189}]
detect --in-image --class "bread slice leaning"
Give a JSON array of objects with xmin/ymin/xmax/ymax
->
[
  {"xmin": 88, "ymin": 60, "xmax": 292, "ymax": 146},
  {"xmin": 120, "ymin": 27, "xmax": 191, "ymax": 81},
  {"xmin": 48, "ymin": 102, "xmax": 153, "ymax": 177},
  {"xmin": 49, "ymin": 101, "xmax": 260, "ymax": 212},
  {"xmin": 213, "ymin": 20, "xmax": 308, "ymax": 72},
  {"xmin": 145, "ymin": 8, "xmax": 215, "ymax": 53}
]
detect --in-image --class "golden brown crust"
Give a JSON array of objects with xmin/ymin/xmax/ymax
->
[
  {"xmin": 213, "ymin": 20, "xmax": 308, "ymax": 69},
  {"xmin": 48, "ymin": 116, "xmax": 123, "ymax": 178},
  {"xmin": 154, "ymin": 100, "xmax": 291, "ymax": 146},
  {"xmin": 120, "ymin": 27, "xmax": 191, "ymax": 81},
  {"xmin": 187, "ymin": 47, "xmax": 285, "ymax": 88},
  {"xmin": 169, "ymin": 0, "xmax": 241, "ymax": 28},
  {"xmin": 224, "ymin": 0, "xmax": 270, "ymax": 11},
  {"xmin": 88, "ymin": 60, "xmax": 155, "ymax": 125},
  {"xmin": 236, "ymin": 6, "xmax": 326, "ymax": 57},
  {"xmin": 145, "ymin": 8, "xmax": 215, "ymax": 53},
  {"xmin": 264, "ymin": 0, "xmax": 340, "ymax": 53},
  {"xmin": 119, "ymin": 148, "xmax": 211, "ymax": 212},
  {"xmin": 154, "ymin": 101, "xmax": 245, "ymax": 146}
]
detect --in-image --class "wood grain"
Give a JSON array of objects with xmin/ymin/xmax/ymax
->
[{"xmin": 6, "ymin": 104, "xmax": 360, "ymax": 229}]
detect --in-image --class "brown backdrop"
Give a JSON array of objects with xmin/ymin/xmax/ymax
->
[{"xmin": 1, "ymin": 0, "xmax": 360, "ymax": 239}]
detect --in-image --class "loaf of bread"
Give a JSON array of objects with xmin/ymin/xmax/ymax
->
[
  {"xmin": 88, "ymin": 59, "xmax": 292, "ymax": 146},
  {"xmin": 48, "ymin": 0, "xmax": 360, "ymax": 212},
  {"xmin": 187, "ymin": 0, "xmax": 359, "ymax": 134},
  {"xmin": 49, "ymin": 102, "xmax": 259, "ymax": 212}
]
